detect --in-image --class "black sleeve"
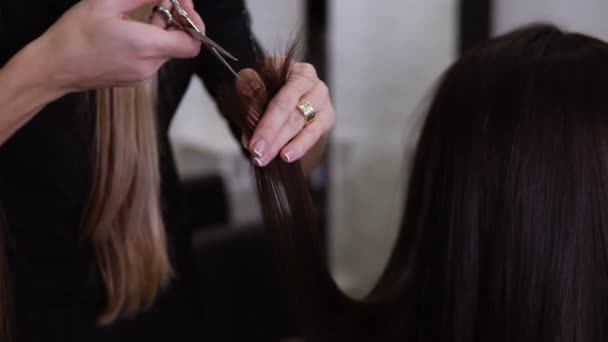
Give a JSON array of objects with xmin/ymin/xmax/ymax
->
[{"xmin": 193, "ymin": 0, "xmax": 264, "ymax": 143}]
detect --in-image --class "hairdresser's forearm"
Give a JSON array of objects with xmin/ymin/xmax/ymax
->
[
  {"xmin": 301, "ymin": 133, "xmax": 330, "ymax": 176},
  {"xmin": 0, "ymin": 41, "xmax": 67, "ymax": 146}
]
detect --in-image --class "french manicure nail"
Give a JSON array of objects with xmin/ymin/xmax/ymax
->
[
  {"xmin": 283, "ymin": 151, "xmax": 294, "ymax": 163},
  {"xmin": 252, "ymin": 140, "xmax": 267, "ymax": 157},
  {"xmin": 253, "ymin": 157, "xmax": 264, "ymax": 167}
]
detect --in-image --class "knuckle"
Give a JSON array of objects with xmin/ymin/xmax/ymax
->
[
  {"xmin": 319, "ymin": 82, "xmax": 330, "ymax": 96},
  {"xmin": 301, "ymin": 127, "xmax": 319, "ymax": 145},
  {"xmin": 284, "ymin": 82, "xmax": 305, "ymax": 96},
  {"xmin": 254, "ymin": 125, "xmax": 276, "ymax": 141},
  {"xmin": 288, "ymin": 112, "xmax": 306, "ymax": 131},
  {"xmin": 269, "ymin": 96, "xmax": 294, "ymax": 116},
  {"xmin": 288, "ymin": 74, "xmax": 315, "ymax": 93}
]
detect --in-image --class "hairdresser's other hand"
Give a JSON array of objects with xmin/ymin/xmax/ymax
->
[
  {"xmin": 239, "ymin": 62, "xmax": 335, "ymax": 169},
  {"xmin": 32, "ymin": 0, "xmax": 203, "ymax": 93}
]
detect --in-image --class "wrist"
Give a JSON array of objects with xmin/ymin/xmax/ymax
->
[{"xmin": 5, "ymin": 37, "xmax": 71, "ymax": 103}]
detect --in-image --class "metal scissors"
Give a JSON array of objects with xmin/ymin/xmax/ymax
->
[{"xmin": 154, "ymin": 0, "xmax": 240, "ymax": 78}]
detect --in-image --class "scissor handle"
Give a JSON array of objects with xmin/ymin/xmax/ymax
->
[
  {"xmin": 153, "ymin": 2, "xmax": 240, "ymax": 78},
  {"xmin": 153, "ymin": 5, "xmax": 184, "ymax": 30},
  {"xmin": 169, "ymin": 0, "xmax": 189, "ymax": 18}
]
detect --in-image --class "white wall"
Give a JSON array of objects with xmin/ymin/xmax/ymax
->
[
  {"xmin": 494, "ymin": 0, "xmax": 608, "ymax": 40},
  {"xmin": 329, "ymin": 0, "xmax": 457, "ymax": 295}
]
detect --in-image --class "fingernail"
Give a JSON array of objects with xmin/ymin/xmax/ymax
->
[
  {"xmin": 283, "ymin": 151, "xmax": 294, "ymax": 163},
  {"xmin": 242, "ymin": 135, "xmax": 249, "ymax": 149},
  {"xmin": 251, "ymin": 140, "xmax": 267, "ymax": 157},
  {"xmin": 253, "ymin": 157, "xmax": 264, "ymax": 167}
]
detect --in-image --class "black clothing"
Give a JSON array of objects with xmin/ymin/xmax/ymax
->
[{"xmin": 0, "ymin": 1, "xmax": 258, "ymax": 340}]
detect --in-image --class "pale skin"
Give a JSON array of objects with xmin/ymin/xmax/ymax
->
[{"xmin": 0, "ymin": 0, "xmax": 335, "ymax": 172}]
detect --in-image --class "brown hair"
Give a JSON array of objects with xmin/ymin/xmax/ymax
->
[
  {"xmin": 219, "ymin": 46, "xmax": 360, "ymax": 340},
  {"xmin": 220, "ymin": 25, "xmax": 608, "ymax": 342}
]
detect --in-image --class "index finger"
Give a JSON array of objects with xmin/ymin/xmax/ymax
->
[
  {"xmin": 126, "ymin": 21, "xmax": 202, "ymax": 59},
  {"xmin": 248, "ymin": 63, "xmax": 317, "ymax": 156}
]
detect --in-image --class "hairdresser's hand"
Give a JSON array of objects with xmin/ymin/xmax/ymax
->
[
  {"xmin": 239, "ymin": 62, "xmax": 335, "ymax": 168},
  {"xmin": 31, "ymin": 0, "xmax": 203, "ymax": 93}
]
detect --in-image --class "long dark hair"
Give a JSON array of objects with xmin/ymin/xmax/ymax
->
[{"xmin": 220, "ymin": 25, "xmax": 608, "ymax": 341}]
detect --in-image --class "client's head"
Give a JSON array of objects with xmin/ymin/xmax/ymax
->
[
  {"xmin": 217, "ymin": 23, "xmax": 608, "ymax": 342},
  {"xmin": 393, "ymin": 24, "xmax": 608, "ymax": 341}
]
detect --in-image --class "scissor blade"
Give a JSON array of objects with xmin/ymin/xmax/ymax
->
[
  {"xmin": 170, "ymin": 0, "xmax": 188, "ymax": 17},
  {"xmin": 209, "ymin": 47, "xmax": 240, "ymax": 78},
  {"xmin": 185, "ymin": 28, "xmax": 239, "ymax": 62}
]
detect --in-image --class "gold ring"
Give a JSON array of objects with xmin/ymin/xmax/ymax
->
[{"xmin": 296, "ymin": 100, "xmax": 316, "ymax": 126}]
